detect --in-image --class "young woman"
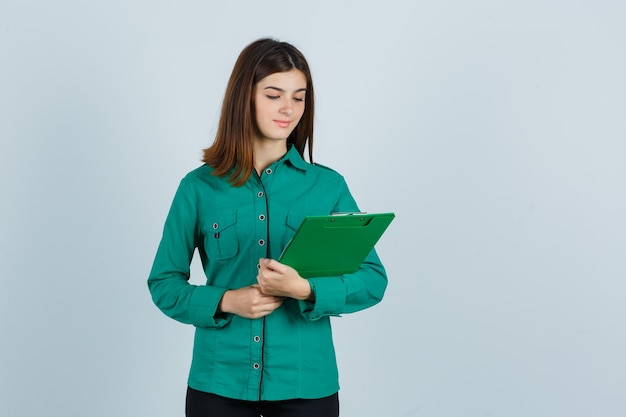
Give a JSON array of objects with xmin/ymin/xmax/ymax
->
[{"xmin": 148, "ymin": 38, "xmax": 388, "ymax": 417}]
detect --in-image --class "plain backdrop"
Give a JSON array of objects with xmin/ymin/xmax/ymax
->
[{"xmin": 1, "ymin": 1, "xmax": 625, "ymax": 416}]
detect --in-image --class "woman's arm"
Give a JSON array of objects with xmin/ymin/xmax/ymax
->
[{"xmin": 147, "ymin": 178, "xmax": 232, "ymax": 328}]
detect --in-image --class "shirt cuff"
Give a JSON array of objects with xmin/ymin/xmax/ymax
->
[
  {"xmin": 189, "ymin": 285, "xmax": 232, "ymax": 328},
  {"xmin": 298, "ymin": 277, "xmax": 346, "ymax": 320}
]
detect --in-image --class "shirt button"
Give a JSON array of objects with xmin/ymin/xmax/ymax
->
[
  {"xmin": 253, "ymin": 363, "xmax": 260, "ymax": 370},
  {"xmin": 258, "ymin": 239, "xmax": 265, "ymax": 246},
  {"xmin": 253, "ymin": 336, "xmax": 261, "ymax": 343},
  {"xmin": 258, "ymin": 214, "xmax": 266, "ymax": 221},
  {"xmin": 265, "ymin": 168, "xmax": 272, "ymax": 175},
  {"xmin": 257, "ymin": 191, "xmax": 264, "ymax": 198}
]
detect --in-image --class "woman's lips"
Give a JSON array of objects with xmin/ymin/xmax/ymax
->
[{"xmin": 274, "ymin": 120, "xmax": 291, "ymax": 128}]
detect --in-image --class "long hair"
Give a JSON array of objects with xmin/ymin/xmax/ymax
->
[{"xmin": 202, "ymin": 38, "xmax": 315, "ymax": 186}]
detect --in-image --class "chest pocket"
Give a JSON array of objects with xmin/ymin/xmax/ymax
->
[
  {"xmin": 202, "ymin": 210, "xmax": 239, "ymax": 261},
  {"xmin": 282, "ymin": 211, "xmax": 306, "ymax": 251}
]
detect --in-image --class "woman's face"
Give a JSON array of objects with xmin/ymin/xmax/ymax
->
[{"xmin": 253, "ymin": 69, "xmax": 307, "ymax": 143}]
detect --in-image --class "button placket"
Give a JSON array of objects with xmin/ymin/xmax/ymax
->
[
  {"xmin": 249, "ymin": 318, "xmax": 264, "ymax": 391},
  {"xmin": 250, "ymin": 178, "xmax": 268, "ymax": 389}
]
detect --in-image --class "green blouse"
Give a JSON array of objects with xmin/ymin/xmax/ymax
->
[{"xmin": 148, "ymin": 145, "xmax": 387, "ymax": 401}]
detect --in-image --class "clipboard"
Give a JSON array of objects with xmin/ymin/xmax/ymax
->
[{"xmin": 278, "ymin": 212, "xmax": 395, "ymax": 278}]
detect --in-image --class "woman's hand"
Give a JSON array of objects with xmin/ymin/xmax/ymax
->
[
  {"xmin": 256, "ymin": 258, "xmax": 314, "ymax": 301},
  {"xmin": 218, "ymin": 285, "xmax": 283, "ymax": 319}
]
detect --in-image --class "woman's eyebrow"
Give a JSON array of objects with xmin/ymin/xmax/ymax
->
[{"xmin": 264, "ymin": 86, "xmax": 307, "ymax": 93}]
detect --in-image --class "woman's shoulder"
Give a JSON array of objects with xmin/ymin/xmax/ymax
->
[
  {"xmin": 184, "ymin": 164, "xmax": 214, "ymax": 177},
  {"xmin": 178, "ymin": 164, "xmax": 213, "ymax": 181},
  {"xmin": 178, "ymin": 164, "xmax": 219, "ymax": 187},
  {"xmin": 309, "ymin": 161, "xmax": 345, "ymax": 181}
]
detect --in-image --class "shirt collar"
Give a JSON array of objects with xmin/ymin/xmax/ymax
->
[{"xmin": 280, "ymin": 144, "xmax": 311, "ymax": 171}]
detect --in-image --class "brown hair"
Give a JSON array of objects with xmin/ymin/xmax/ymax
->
[{"xmin": 202, "ymin": 38, "xmax": 315, "ymax": 186}]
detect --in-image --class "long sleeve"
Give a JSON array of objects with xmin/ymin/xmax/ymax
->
[
  {"xmin": 297, "ymin": 178, "xmax": 388, "ymax": 320},
  {"xmin": 147, "ymin": 178, "xmax": 232, "ymax": 328}
]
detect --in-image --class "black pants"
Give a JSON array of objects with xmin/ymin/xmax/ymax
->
[{"xmin": 186, "ymin": 387, "xmax": 340, "ymax": 417}]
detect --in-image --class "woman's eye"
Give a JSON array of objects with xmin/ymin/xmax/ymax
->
[
  {"xmin": 266, "ymin": 95, "xmax": 279, "ymax": 100},
  {"xmin": 293, "ymin": 97, "xmax": 304, "ymax": 102}
]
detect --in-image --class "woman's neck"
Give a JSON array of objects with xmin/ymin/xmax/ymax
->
[{"xmin": 254, "ymin": 140, "xmax": 288, "ymax": 175}]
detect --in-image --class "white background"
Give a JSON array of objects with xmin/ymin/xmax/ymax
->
[{"xmin": 1, "ymin": 1, "xmax": 625, "ymax": 416}]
